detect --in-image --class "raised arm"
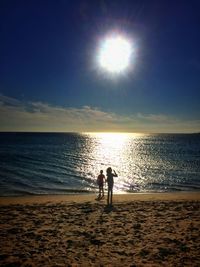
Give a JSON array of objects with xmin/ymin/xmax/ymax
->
[{"xmin": 113, "ymin": 170, "xmax": 118, "ymax": 177}]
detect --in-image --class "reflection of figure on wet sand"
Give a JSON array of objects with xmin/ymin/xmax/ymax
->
[
  {"xmin": 97, "ymin": 170, "xmax": 105, "ymax": 200},
  {"xmin": 106, "ymin": 167, "xmax": 118, "ymax": 206},
  {"xmin": 129, "ymin": 182, "xmax": 140, "ymax": 192}
]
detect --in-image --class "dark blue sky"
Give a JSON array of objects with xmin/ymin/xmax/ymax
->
[{"xmin": 0, "ymin": 0, "xmax": 200, "ymax": 132}]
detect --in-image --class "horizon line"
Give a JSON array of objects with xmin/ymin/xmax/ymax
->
[{"xmin": 0, "ymin": 131, "xmax": 199, "ymax": 135}]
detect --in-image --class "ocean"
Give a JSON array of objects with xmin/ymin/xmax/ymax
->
[{"xmin": 0, "ymin": 132, "xmax": 199, "ymax": 196}]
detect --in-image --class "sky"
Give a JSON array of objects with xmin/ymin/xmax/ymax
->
[{"xmin": 0, "ymin": 0, "xmax": 200, "ymax": 133}]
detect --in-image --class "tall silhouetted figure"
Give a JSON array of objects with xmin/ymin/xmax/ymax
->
[{"xmin": 106, "ymin": 167, "xmax": 118, "ymax": 206}]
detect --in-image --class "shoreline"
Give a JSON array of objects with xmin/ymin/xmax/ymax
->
[{"xmin": 0, "ymin": 191, "xmax": 200, "ymax": 205}]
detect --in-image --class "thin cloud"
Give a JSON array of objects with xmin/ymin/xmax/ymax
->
[
  {"xmin": 0, "ymin": 94, "xmax": 21, "ymax": 107},
  {"xmin": 136, "ymin": 113, "xmax": 177, "ymax": 123},
  {"xmin": 0, "ymin": 94, "xmax": 199, "ymax": 133}
]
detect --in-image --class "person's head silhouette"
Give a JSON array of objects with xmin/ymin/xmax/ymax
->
[{"xmin": 106, "ymin": 167, "xmax": 112, "ymax": 174}]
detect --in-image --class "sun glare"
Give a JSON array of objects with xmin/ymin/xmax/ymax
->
[{"xmin": 98, "ymin": 35, "xmax": 133, "ymax": 74}]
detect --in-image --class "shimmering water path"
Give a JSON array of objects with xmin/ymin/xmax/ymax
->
[{"xmin": 0, "ymin": 132, "xmax": 199, "ymax": 196}]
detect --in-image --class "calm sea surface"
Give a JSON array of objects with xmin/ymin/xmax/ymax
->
[{"xmin": 0, "ymin": 132, "xmax": 199, "ymax": 196}]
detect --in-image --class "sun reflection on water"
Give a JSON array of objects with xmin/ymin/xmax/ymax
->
[{"xmin": 83, "ymin": 132, "xmax": 144, "ymax": 192}]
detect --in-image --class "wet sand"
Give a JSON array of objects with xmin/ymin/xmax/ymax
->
[{"xmin": 0, "ymin": 192, "xmax": 200, "ymax": 266}]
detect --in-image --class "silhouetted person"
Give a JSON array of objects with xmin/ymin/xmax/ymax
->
[
  {"xmin": 106, "ymin": 167, "xmax": 118, "ymax": 206},
  {"xmin": 97, "ymin": 170, "xmax": 105, "ymax": 199}
]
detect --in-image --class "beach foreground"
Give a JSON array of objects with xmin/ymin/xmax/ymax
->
[{"xmin": 0, "ymin": 193, "xmax": 200, "ymax": 266}]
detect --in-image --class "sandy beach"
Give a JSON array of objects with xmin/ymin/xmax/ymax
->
[{"xmin": 0, "ymin": 192, "xmax": 200, "ymax": 266}]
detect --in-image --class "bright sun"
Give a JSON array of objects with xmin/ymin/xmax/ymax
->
[{"xmin": 98, "ymin": 35, "xmax": 133, "ymax": 74}]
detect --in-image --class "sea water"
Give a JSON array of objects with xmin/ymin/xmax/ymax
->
[{"xmin": 0, "ymin": 132, "xmax": 199, "ymax": 196}]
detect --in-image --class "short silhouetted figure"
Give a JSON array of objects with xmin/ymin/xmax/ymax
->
[
  {"xmin": 106, "ymin": 167, "xmax": 118, "ymax": 206},
  {"xmin": 97, "ymin": 170, "xmax": 105, "ymax": 199}
]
